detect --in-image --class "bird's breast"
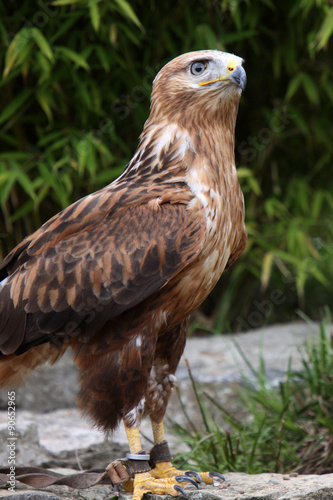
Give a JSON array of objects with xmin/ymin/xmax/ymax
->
[
  {"xmin": 186, "ymin": 191, "xmax": 232, "ymax": 299},
  {"xmin": 162, "ymin": 163, "xmax": 244, "ymax": 324},
  {"xmin": 186, "ymin": 164, "xmax": 237, "ymax": 263}
]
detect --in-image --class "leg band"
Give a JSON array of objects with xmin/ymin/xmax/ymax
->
[
  {"xmin": 106, "ymin": 452, "xmax": 151, "ymax": 484},
  {"xmin": 149, "ymin": 440, "xmax": 172, "ymax": 468}
]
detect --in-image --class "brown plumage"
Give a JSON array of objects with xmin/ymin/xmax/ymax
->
[{"xmin": 0, "ymin": 50, "xmax": 247, "ymax": 497}]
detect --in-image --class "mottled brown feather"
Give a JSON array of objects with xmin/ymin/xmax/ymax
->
[
  {"xmin": 0, "ymin": 50, "xmax": 247, "ymax": 432},
  {"xmin": 0, "ymin": 203, "xmax": 205, "ymax": 355}
]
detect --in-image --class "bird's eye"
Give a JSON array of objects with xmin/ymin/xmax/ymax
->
[{"xmin": 190, "ymin": 61, "xmax": 207, "ymax": 76}]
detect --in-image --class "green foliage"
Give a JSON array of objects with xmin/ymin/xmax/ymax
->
[
  {"xmin": 1, "ymin": 1, "xmax": 333, "ymax": 326},
  {"xmin": 171, "ymin": 322, "xmax": 333, "ymax": 474}
]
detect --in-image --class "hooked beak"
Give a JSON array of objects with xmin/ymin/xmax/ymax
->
[
  {"xmin": 229, "ymin": 65, "xmax": 247, "ymax": 91},
  {"xmin": 198, "ymin": 64, "xmax": 247, "ymax": 91}
]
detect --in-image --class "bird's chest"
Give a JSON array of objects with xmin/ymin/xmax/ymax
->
[
  {"xmin": 188, "ymin": 165, "xmax": 240, "ymax": 259},
  {"xmin": 189, "ymin": 188, "xmax": 233, "ymax": 294},
  {"xmin": 165, "ymin": 169, "xmax": 244, "ymax": 324}
]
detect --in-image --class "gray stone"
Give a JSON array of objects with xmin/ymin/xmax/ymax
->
[
  {"xmin": 0, "ymin": 424, "xmax": 127, "ymax": 470},
  {"xmin": 1, "ymin": 472, "xmax": 333, "ymax": 499},
  {"xmin": 142, "ymin": 473, "xmax": 333, "ymax": 499},
  {"xmin": 1, "ymin": 494, "xmax": 62, "ymax": 499},
  {"xmin": 179, "ymin": 322, "xmax": 320, "ymax": 385},
  {"xmin": 0, "ymin": 351, "xmax": 78, "ymax": 412},
  {"xmin": 169, "ymin": 321, "xmax": 322, "ymax": 429},
  {"xmin": 0, "ymin": 424, "xmax": 53, "ymax": 468}
]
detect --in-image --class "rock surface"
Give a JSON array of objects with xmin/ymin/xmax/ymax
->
[
  {"xmin": 0, "ymin": 321, "xmax": 332, "ymax": 499},
  {"xmin": 1, "ymin": 472, "xmax": 333, "ymax": 499}
]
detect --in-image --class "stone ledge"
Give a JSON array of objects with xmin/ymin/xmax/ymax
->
[{"xmin": 1, "ymin": 472, "xmax": 333, "ymax": 499}]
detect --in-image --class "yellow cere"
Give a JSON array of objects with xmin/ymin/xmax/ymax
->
[{"xmin": 227, "ymin": 59, "xmax": 238, "ymax": 72}]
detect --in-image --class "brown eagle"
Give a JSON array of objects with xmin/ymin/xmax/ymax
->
[{"xmin": 0, "ymin": 50, "xmax": 247, "ymax": 498}]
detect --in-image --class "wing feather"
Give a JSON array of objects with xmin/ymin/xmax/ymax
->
[{"xmin": 0, "ymin": 202, "xmax": 205, "ymax": 355}]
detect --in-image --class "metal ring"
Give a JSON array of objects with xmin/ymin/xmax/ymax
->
[{"xmin": 126, "ymin": 452, "xmax": 150, "ymax": 460}]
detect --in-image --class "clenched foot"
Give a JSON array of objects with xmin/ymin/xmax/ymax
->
[
  {"xmin": 123, "ymin": 462, "xmax": 225, "ymax": 499},
  {"xmin": 150, "ymin": 461, "xmax": 225, "ymax": 485},
  {"xmin": 128, "ymin": 470, "xmax": 199, "ymax": 500}
]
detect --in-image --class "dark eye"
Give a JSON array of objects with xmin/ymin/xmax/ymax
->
[{"xmin": 190, "ymin": 61, "xmax": 207, "ymax": 76}]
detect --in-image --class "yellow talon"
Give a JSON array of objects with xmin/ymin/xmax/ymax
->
[
  {"xmin": 150, "ymin": 461, "xmax": 180, "ymax": 479},
  {"xmin": 131, "ymin": 472, "xmax": 180, "ymax": 500},
  {"xmin": 149, "ymin": 461, "xmax": 215, "ymax": 485},
  {"xmin": 197, "ymin": 471, "xmax": 213, "ymax": 484}
]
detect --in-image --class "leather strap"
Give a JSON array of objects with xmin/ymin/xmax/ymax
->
[
  {"xmin": 0, "ymin": 454, "xmax": 150, "ymax": 490},
  {"xmin": 149, "ymin": 440, "xmax": 172, "ymax": 467},
  {"xmin": 0, "ymin": 466, "xmax": 111, "ymax": 489},
  {"xmin": 117, "ymin": 453, "xmax": 151, "ymax": 479},
  {"xmin": 0, "ymin": 446, "xmax": 167, "ymax": 490}
]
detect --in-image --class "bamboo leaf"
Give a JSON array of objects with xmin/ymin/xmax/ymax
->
[
  {"xmin": 56, "ymin": 46, "xmax": 90, "ymax": 70},
  {"xmin": 272, "ymin": 249, "xmax": 303, "ymax": 267},
  {"xmin": 312, "ymin": 191, "xmax": 324, "ymax": 219},
  {"xmin": 237, "ymin": 167, "xmax": 262, "ymax": 195},
  {"xmin": 52, "ymin": 0, "xmax": 81, "ymax": 5},
  {"xmin": 316, "ymin": 7, "xmax": 333, "ymax": 51},
  {"xmin": 285, "ymin": 73, "xmax": 303, "ymax": 102},
  {"xmin": 37, "ymin": 130, "xmax": 67, "ymax": 147},
  {"xmin": 89, "ymin": 135, "xmax": 113, "ymax": 160},
  {"xmin": 10, "ymin": 200, "xmax": 35, "ymax": 223},
  {"xmin": 89, "ymin": 1, "xmax": 100, "ymax": 32},
  {"xmin": 288, "ymin": 106, "xmax": 310, "ymax": 135},
  {"xmin": 95, "ymin": 46, "xmax": 110, "ymax": 71},
  {"xmin": 0, "ymin": 152, "xmax": 31, "ymax": 161},
  {"xmin": 261, "ymin": 252, "xmax": 274, "ymax": 291},
  {"xmin": 0, "ymin": 175, "xmax": 17, "ymax": 206},
  {"xmin": 38, "ymin": 162, "xmax": 56, "ymax": 187},
  {"xmin": 0, "ymin": 171, "xmax": 12, "ymax": 185},
  {"xmin": 16, "ymin": 171, "xmax": 36, "ymax": 199},
  {"xmin": 77, "ymin": 138, "xmax": 89, "ymax": 175},
  {"xmin": 219, "ymin": 29, "xmax": 256, "ymax": 44},
  {"xmin": 113, "ymin": 0, "xmax": 143, "ymax": 29},
  {"xmin": 300, "ymin": 73, "xmax": 320, "ymax": 105},
  {"xmin": 3, "ymin": 30, "xmax": 31, "ymax": 78},
  {"xmin": 306, "ymin": 265, "xmax": 329, "ymax": 286},
  {"xmin": 31, "ymin": 28, "xmax": 54, "ymax": 62},
  {"xmin": 118, "ymin": 22, "xmax": 142, "ymax": 46},
  {"xmin": 50, "ymin": 15, "xmax": 80, "ymax": 44},
  {"xmin": 36, "ymin": 52, "xmax": 52, "ymax": 82},
  {"xmin": 36, "ymin": 89, "xmax": 54, "ymax": 123},
  {"xmin": 0, "ymin": 89, "xmax": 32, "ymax": 125},
  {"xmin": 109, "ymin": 23, "xmax": 117, "ymax": 45}
]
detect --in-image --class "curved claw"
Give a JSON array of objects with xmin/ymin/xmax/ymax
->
[
  {"xmin": 209, "ymin": 471, "xmax": 226, "ymax": 482},
  {"xmin": 174, "ymin": 485, "xmax": 188, "ymax": 497},
  {"xmin": 175, "ymin": 475, "xmax": 199, "ymax": 489},
  {"xmin": 185, "ymin": 471, "xmax": 202, "ymax": 484}
]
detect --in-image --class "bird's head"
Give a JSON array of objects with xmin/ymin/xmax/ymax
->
[{"xmin": 149, "ymin": 50, "xmax": 246, "ymax": 125}]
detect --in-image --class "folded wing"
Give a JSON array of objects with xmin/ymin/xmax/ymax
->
[{"xmin": 0, "ymin": 201, "xmax": 205, "ymax": 355}]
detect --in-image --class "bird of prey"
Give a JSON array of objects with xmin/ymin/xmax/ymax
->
[{"xmin": 0, "ymin": 50, "xmax": 247, "ymax": 498}]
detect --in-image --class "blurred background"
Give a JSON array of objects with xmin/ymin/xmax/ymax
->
[{"xmin": 1, "ymin": 0, "xmax": 333, "ymax": 333}]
